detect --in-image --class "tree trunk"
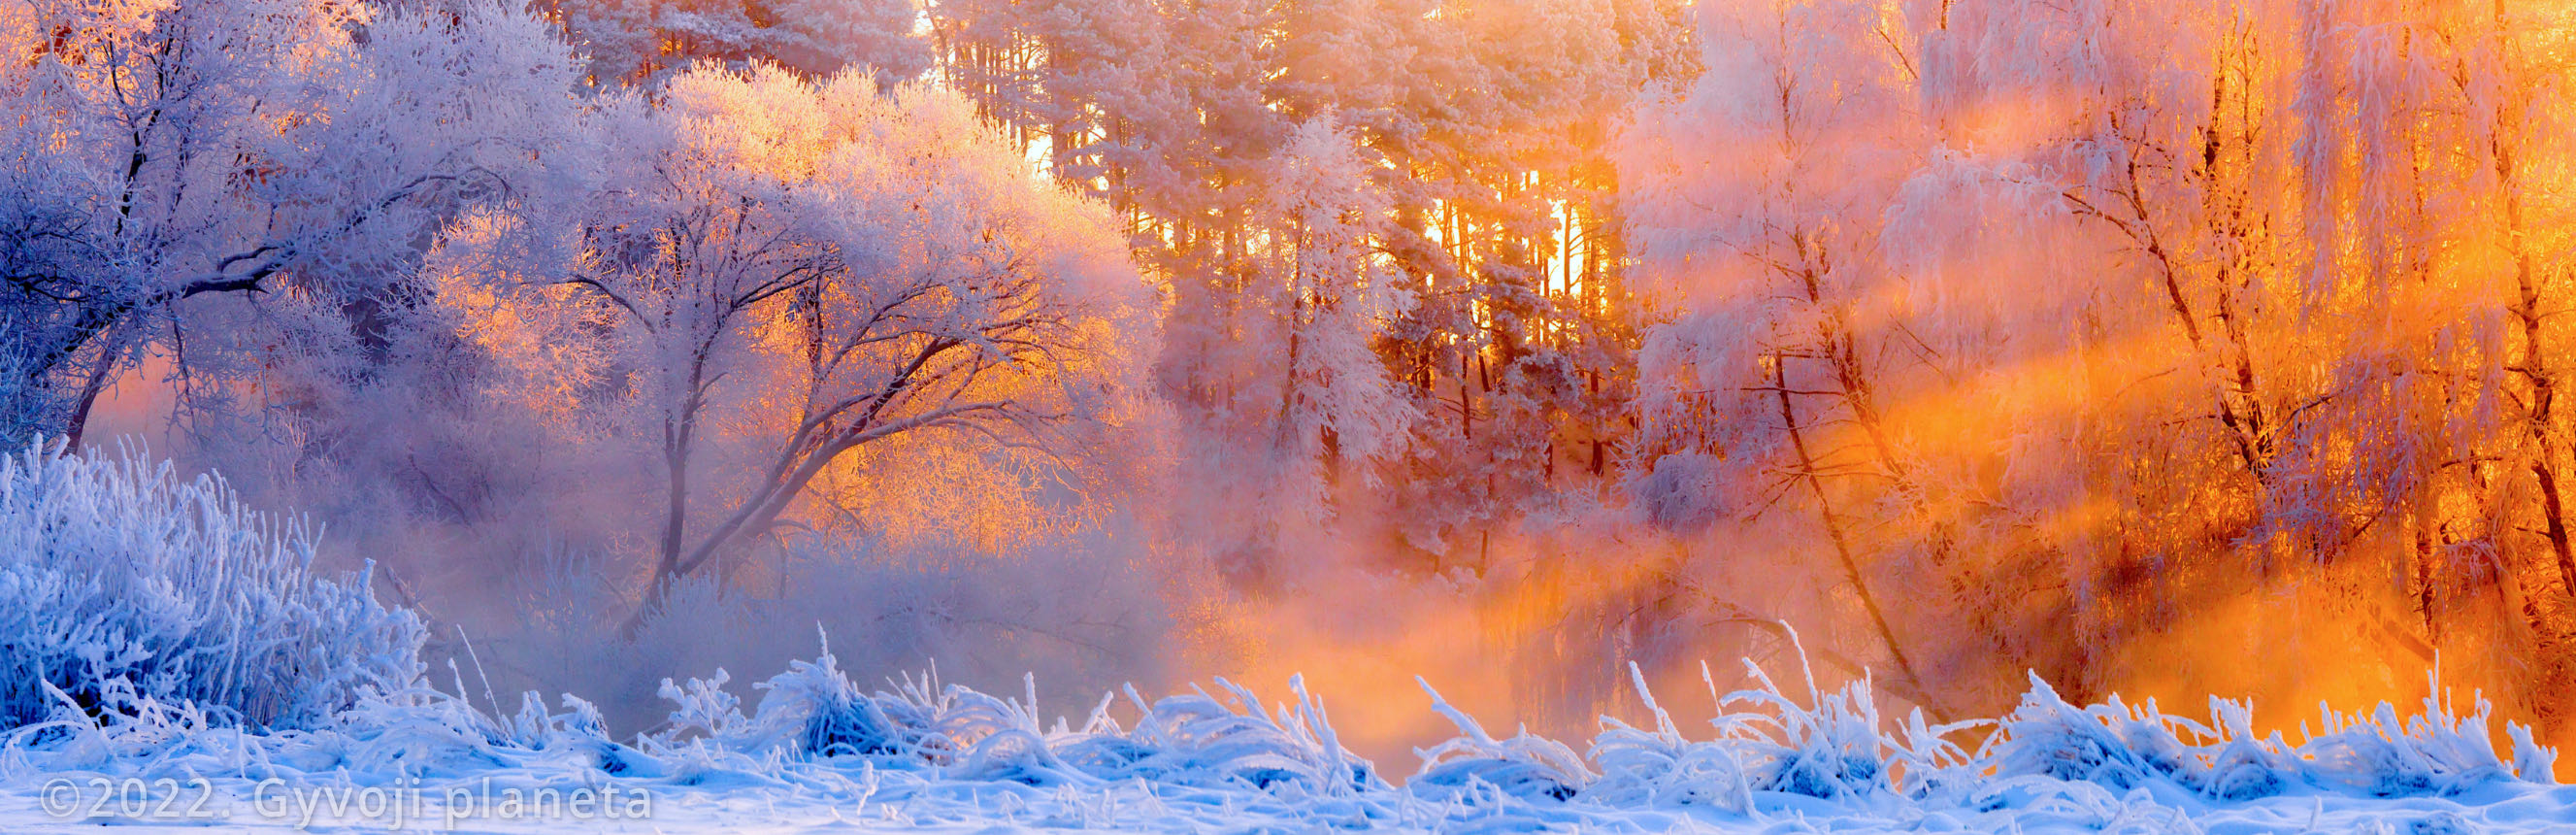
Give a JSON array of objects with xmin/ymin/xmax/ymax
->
[
  {"xmin": 1770, "ymin": 350, "xmax": 1946, "ymax": 721},
  {"xmin": 61, "ymin": 318, "xmax": 137, "ymax": 450}
]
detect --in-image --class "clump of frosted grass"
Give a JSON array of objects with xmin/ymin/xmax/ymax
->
[{"xmin": 0, "ymin": 439, "xmax": 424, "ymax": 732}]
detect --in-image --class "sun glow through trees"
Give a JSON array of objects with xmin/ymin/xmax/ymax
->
[{"xmin": 6, "ymin": 0, "xmax": 2576, "ymax": 773}]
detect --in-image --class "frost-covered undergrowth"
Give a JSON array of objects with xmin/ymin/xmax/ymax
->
[
  {"xmin": 2, "ymin": 626, "xmax": 2566, "ymax": 832},
  {"xmin": 0, "ymin": 441, "xmax": 423, "ymax": 731},
  {"xmin": 0, "ymin": 441, "xmax": 2566, "ymax": 831}
]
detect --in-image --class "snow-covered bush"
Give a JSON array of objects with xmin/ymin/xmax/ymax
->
[
  {"xmin": 651, "ymin": 635, "xmax": 948, "ymax": 764},
  {"xmin": 1704, "ymin": 658, "xmax": 1899, "ymax": 800},
  {"xmin": 647, "ymin": 632, "xmax": 1384, "ymax": 796},
  {"xmin": 1988, "ymin": 668, "xmax": 2554, "ymax": 800},
  {"xmin": 1412, "ymin": 678, "xmax": 1596, "ymax": 802},
  {"xmin": 2296, "ymin": 671, "xmax": 2542, "ymax": 797},
  {"xmin": 1580, "ymin": 654, "xmax": 1958, "ymax": 810},
  {"xmin": 1424, "ymin": 634, "xmax": 2554, "ymax": 813},
  {"xmin": 1105, "ymin": 675, "xmax": 1384, "ymax": 794},
  {"xmin": 1581, "ymin": 664, "xmax": 1757, "ymax": 811},
  {"xmin": 0, "ymin": 440, "xmax": 424, "ymax": 730}
]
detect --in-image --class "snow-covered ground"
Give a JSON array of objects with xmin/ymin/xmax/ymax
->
[
  {"xmin": 2, "ymin": 647, "xmax": 2565, "ymax": 833},
  {"xmin": 2, "ymin": 765, "xmax": 2570, "ymax": 833}
]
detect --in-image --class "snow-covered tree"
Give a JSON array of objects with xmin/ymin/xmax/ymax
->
[
  {"xmin": 1622, "ymin": 0, "xmax": 1972, "ymax": 712},
  {"xmin": 1266, "ymin": 117, "xmax": 1418, "ymax": 509},
  {"xmin": 0, "ymin": 0, "xmax": 579, "ymax": 445},
  {"xmin": 553, "ymin": 0, "xmax": 931, "ymax": 87},
  {"xmin": 1173, "ymin": 115, "xmax": 1421, "ymax": 568},
  {"xmin": 434, "ymin": 64, "xmax": 1144, "ymax": 618},
  {"xmin": 1621, "ymin": 0, "xmax": 2576, "ymax": 727},
  {"xmin": 927, "ymin": 0, "xmax": 1692, "ymax": 581}
]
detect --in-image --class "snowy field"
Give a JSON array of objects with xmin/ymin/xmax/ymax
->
[{"xmin": 3, "ymin": 652, "xmax": 2567, "ymax": 833}]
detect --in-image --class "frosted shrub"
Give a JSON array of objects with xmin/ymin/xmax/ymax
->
[
  {"xmin": 1706, "ymin": 659, "xmax": 1896, "ymax": 800},
  {"xmin": 650, "ymin": 635, "xmax": 1387, "ymax": 796},
  {"xmin": 1989, "ymin": 676, "xmax": 2203, "ymax": 792},
  {"xmin": 1109, "ymin": 675, "xmax": 1383, "ymax": 794},
  {"xmin": 1584, "ymin": 664, "xmax": 1757, "ymax": 811},
  {"xmin": 1412, "ymin": 677, "xmax": 1596, "ymax": 801},
  {"xmin": 2298, "ymin": 671, "xmax": 2528, "ymax": 797},
  {"xmin": 1989, "ymin": 669, "xmax": 2552, "ymax": 800},
  {"xmin": 0, "ymin": 441, "xmax": 424, "ymax": 730},
  {"xmin": 651, "ymin": 640, "xmax": 946, "ymax": 763},
  {"xmin": 1572, "ymin": 623, "xmax": 2002, "ymax": 811}
]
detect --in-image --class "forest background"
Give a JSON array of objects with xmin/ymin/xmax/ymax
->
[{"xmin": 6, "ymin": 0, "xmax": 2572, "ymax": 762}]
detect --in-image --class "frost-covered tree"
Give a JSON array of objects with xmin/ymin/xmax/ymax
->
[
  {"xmin": 0, "ymin": 0, "xmax": 579, "ymax": 445},
  {"xmin": 1621, "ymin": 0, "xmax": 1977, "ymax": 712},
  {"xmin": 1622, "ymin": 0, "xmax": 2576, "ymax": 728},
  {"xmin": 553, "ymin": 0, "xmax": 931, "ymax": 86},
  {"xmin": 1180, "ymin": 117, "xmax": 1419, "ymax": 584},
  {"xmin": 1267, "ymin": 117, "xmax": 1418, "ymax": 508},
  {"xmin": 928, "ymin": 0, "xmax": 1693, "ymax": 580},
  {"xmin": 434, "ymin": 65, "xmax": 1144, "ymax": 619}
]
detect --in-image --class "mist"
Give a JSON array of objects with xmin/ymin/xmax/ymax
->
[{"xmin": 8, "ymin": 0, "xmax": 2575, "ymax": 778}]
